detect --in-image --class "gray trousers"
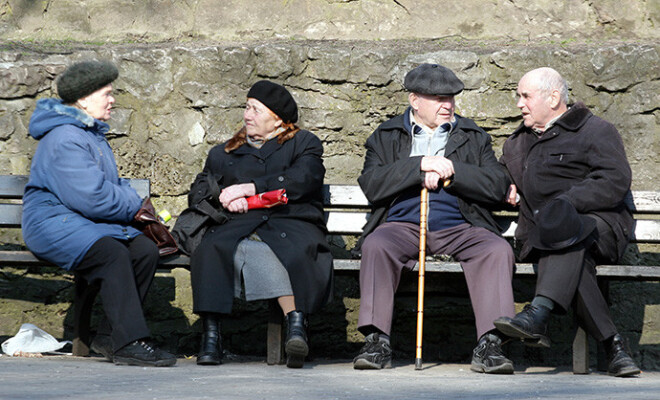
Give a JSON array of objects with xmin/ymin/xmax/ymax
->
[{"xmin": 357, "ymin": 221, "xmax": 515, "ymax": 339}]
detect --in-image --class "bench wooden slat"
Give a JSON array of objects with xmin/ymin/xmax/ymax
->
[
  {"xmin": 325, "ymin": 211, "xmax": 369, "ymax": 234},
  {"xmin": 323, "ymin": 184, "xmax": 369, "ymax": 207},
  {"xmin": 0, "ymin": 175, "xmax": 150, "ymax": 203},
  {"xmin": 625, "ymin": 191, "xmax": 660, "ymax": 213},
  {"xmin": 324, "ymin": 185, "xmax": 660, "ymax": 214},
  {"xmin": 0, "ymin": 204, "xmax": 22, "ymax": 227},
  {"xmin": 0, "ymin": 178, "xmax": 150, "ymax": 228},
  {"xmin": 0, "ymin": 175, "xmax": 28, "ymax": 199},
  {"xmin": 0, "ymin": 250, "xmax": 49, "ymax": 266},
  {"xmin": 332, "ymin": 258, "xmax": 660, "ymax": 279}
]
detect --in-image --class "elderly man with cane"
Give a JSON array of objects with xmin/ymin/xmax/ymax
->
[
  {"xmin": 495, "ymin": 67, "xmax": 640, "ymax": 377},
  {"xmin": 352, "ymin": 64, "xmax": 516, "ymax": 373}
]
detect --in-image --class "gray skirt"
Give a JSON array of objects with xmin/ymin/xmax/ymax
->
[{"xmin": 233, "ymin": 233, "xmax": 293, "ymax": 301}]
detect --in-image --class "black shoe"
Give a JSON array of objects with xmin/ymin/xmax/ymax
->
[
  {"xmin": 113, "ymin": 340, "xmax": 177, "ymax": 367},
  {"xmin": 90, "ymin": 334, "xmax": 113, "ymax": 361},
  {"xmin": 353, "ymin": 333, "xmax": 392, "ymax": 370},
  {"xmin": 284, "ymin": 310, "xmax": 309, "ymax": 368},
  {"xmin": 493, "ymin": 304, "xmax": 551, "ymax": 348},
  {"xmin": 197, "ymin": 314, "xmax": 223, "ymax": 366},
  {"xmin": 470, "ymin": 333, "xmax": 514, "ymax": 374},
  {"xmin": 607, "ymin": 334, "xmax": 640, "ymax": 377}
]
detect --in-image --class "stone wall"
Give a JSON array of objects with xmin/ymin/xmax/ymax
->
[
  {"xmin": 1, "ymin": 40, "xmax": 659, "ymax": 369},
  {"xmin": 1, "ymin": 0, "xmax": 658, "ymax": 42}
]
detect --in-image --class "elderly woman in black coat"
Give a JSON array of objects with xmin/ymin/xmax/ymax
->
[{"xmin": 189, "ymin": 81, "xmax": 333, "ymax": 368}]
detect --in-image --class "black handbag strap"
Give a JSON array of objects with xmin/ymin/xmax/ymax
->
[{"xmin": 196, "ymin": 199, "xmax": 228, "ymax": 225}]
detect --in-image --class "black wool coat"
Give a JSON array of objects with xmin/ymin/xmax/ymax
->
[
  {"xmin": 354, "ymin": 112, "xmax": 511, "ymax": 255},
  {"xmin": 189, "ymin": 130, "xmax": 333, "ymax": 314},
  {"xmin": 499, "ymin": 103, "xmax": 633, "ymax": 260}
]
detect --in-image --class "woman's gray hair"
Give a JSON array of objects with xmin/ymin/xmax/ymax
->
[{"xmin": 535, "ymin": 67, "xmax": 569, "ymax": 105}]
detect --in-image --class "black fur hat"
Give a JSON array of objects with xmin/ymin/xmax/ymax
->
[{"xmin": 57, "ymin": 60, "xmax": 118, "ymax": 103}]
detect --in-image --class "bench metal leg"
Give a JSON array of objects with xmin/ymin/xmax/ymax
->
[
  {"xmin": 266, "ymin": 299, "xmax": 285, "ymax": 365},
  {"xmin": 572, "ymin": 326, "xmax": 590, "ymax": 374},
  {"xmin": 72, "ymin": 276, "xmax": 100, "ymax": 357}
]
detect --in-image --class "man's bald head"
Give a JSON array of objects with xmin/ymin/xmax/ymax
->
[
  {"xmin": 520, "ymin": 67, "xmax": 569, "ymax": 106},
  {"xmin": 516, "ymin": 68, "xmax": 569, "ymax": 132}
]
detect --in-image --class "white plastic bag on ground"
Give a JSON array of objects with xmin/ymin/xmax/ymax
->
[{"xmin": 1, "ymin": 324, "xmax": 71, "ymax": 356}]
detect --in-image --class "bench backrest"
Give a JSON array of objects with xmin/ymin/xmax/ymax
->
[
  {"xmin": 1, "ymin": 176, "xmax": 658, "ymax": 244},
  {"xmin": 0, "ymin": 175, "xmax": 150, "ymax": 228},
  {"xmin": 322, "ymin": 184, "xmax": 660, "ymax": 243}
]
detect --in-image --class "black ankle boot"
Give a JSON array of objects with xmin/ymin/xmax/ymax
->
[
  {"xmin": 285, "ymin": 310, "xmax": 308, "ymax": 368},
  {"xmin": 197, "ymin": 314, "xmax": 222, "ymax": 366}
]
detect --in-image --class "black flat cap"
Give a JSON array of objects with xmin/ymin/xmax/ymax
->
[
  {"xmin": 404, "ymin": 63, "xmax": 464, "ymax": 96},
  {"xmin": 57, "ymin": 60, "xmax": 118, "ymax": 103},
  {"xmin": 247, "ymin": 80, "xmax": 298, "ymax": 123}
]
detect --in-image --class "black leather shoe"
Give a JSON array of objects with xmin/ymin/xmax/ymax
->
[
  {"xmin": 607, "ymin": 334, "xmax": 640, "ymax": 377},
  {"xmin": 494, "ymin": 304, "xmax": 551, "ymax": 348},
  {"xmin": 284, "ymin": 310, "xmax": 308, "ymax": 368},
  {"xmin": 90, "ymin": 334, "xmax": 113, "ymax": 361},
  {"xmin": 470, "ymin": 333, "xmax": 514, "ymax": 374},
  {"xmin": 197, "ymin": 314, "xmax": 222, "ymax": 366},
  {"xmin": 113, "ymin": 340, "xmax": 177, "ymax": 367}
]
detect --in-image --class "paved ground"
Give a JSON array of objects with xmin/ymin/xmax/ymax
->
[{"xmin": 0, "ymin": 354, "xmax": 658, "ymax": 400}]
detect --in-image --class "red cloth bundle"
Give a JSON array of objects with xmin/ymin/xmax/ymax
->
[{"xmin": 246, "ymin": 189, "xmax": 288, "ymax": 209}]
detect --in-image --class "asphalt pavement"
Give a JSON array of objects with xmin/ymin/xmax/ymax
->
[{"xmin": 0, "ymin": 354, "xmax": 658, "ymax": 400}]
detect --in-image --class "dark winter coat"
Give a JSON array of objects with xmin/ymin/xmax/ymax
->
[
  {"xmin": 189, "ymin": 130, "xmax": 333, "ymax": 314},
  {"xmin": 354, "ymin": 111, "xmax": 511, "ymax": 255},
  {"xmin": 499, "ymin": 103, "xmax": 633, "ymax": 260}
]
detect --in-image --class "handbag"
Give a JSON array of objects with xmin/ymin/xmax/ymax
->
[
  {"xmin": 171, "ymin": 199, "xmax": 228, "ymax": 256},
  {"xmin": 134, "ymin": 197, "xmax": 179, "ymax": 256}
]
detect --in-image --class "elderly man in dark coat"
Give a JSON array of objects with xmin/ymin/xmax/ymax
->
[
  {"xmin": 495, "ymin": 67, "xmax": 640, "ymax": 377},
  {"xmin": 352, "ymin": 64, "xmax": 516, "ymax": 373}
]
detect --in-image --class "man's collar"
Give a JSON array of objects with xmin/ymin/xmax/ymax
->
[{"xmin": 409, "ymin": 109, "xmax": 455, "ymax": 135}]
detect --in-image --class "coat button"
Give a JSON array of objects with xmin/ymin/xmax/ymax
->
[
  {"xmin": 262, "ymin": 215, "xmax": 269, "ymax": 221},
  {"xmin": 280, "ymin": 232, "xmax": 287, "ymax": 238},
  {"xmin": 278, "ymin": 176, "xmax": 284, "ymax": 182}
]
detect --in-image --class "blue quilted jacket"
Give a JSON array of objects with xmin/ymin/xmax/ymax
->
[{"xmin": 22, "ymin": 98, "xmax": 143, "ymax": 270}]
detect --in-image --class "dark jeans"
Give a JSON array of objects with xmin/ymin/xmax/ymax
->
[{"xmin": 75, "ymin": 235, "xmax": 159, "ymax": 351}]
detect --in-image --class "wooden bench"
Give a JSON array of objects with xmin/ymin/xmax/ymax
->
[
  {"xmin": 316, "ymin": 184, "xmax": 660, "ymax": 374},
  {"xmin": 2, "ymin": 176, "xmax": 659, "ymax": 373}
]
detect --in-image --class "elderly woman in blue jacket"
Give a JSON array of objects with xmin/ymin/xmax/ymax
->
[{"xmin": 22, "ymin": 60, "xmax": 175, "ymax": 367}]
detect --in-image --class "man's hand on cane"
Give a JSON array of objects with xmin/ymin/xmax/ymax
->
[
  {"xmin": 421, "ymin": 156, "xmax": 454, "ymax": 181},
  {"xmin": 422, "ymin": 156, "xmax": 454, "ymax": 189}
]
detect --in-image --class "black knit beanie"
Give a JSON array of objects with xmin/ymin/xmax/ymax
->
[
  {"xmin": 57, "ymin": 60, "xmax": 119, "ymax": 103},
  {"xmin": 246, "ymin": 80, "xmax": 298, "ymax": 123}
]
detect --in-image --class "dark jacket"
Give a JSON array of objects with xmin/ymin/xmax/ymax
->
[
  {"xmin": 499, "ymin": 103, "xmax": 633, "ymax": 260},
  {"xmin": 354, "ymin": 111, "xmax": 511, "ymax": 255},
  {"xmin": 189, "ymin": 130, "xmax": 333, "ymax": 314}
]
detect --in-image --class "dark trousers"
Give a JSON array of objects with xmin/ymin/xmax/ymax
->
[
  {"xmin": 535, "ymin": 215, "xmax": 619, "ymax": 341},
  {"xmin": 357, "ymin": 222, "xmax": 515, "ymax": 339},
  {"xmin": 75, "ymin": 235, "xmax": 159, "ymax": 351}
]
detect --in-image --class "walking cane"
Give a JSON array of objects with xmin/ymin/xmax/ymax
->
[{"xmin": 415, "ymin": 187, "xmax": 429, "ymax": 370}]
